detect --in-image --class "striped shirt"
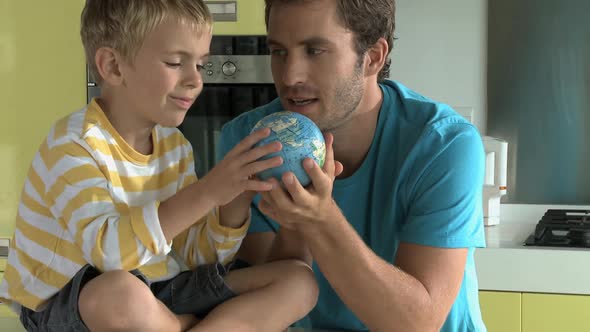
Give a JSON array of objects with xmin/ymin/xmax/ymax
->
[{"xmin": 0, "ymin": 99, "xmax": 248, "ymax": 312}]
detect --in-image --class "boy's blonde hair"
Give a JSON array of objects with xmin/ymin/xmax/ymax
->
[{"xmin": 81, "ymin": 0, "xmax": 212, "ymax": 85}]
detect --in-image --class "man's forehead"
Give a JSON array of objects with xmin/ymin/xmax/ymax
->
[
  {"xmin": 267, "ymin": 1, "xmax": 350, "ymax": 41},
  {"xmin": 268, "ymin": 0, "xmax": 339, "ymax": 24}
]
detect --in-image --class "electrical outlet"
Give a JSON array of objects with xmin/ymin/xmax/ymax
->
[
  {"xmin": 453, "ymin": 106, "xmax": 474, "ymax": 124},
  {"xmin": 0, "ymin": 238, "xmax": 9, "ymax": 257}
]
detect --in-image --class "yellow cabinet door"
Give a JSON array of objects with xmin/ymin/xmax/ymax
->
[
  {"xmin": 212, "ymin": 0, "xmax": 266, "ymax": 35},
  {"xmin": 0, "ymin": 2, "xmax": 86, "ymax": 238},
  {"xmin": 479, "ymin": 291, "xmax": 521, "ymax": 332},
  {"xmin": 522, "ymin": 293, "xmax": 590, "ymax": 332},
  {"xmin": 0, "ymin": 272, "xmax": 18, "ymax": 318}
]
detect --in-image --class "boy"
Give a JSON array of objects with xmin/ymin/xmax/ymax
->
[{"xmin": 0, "ymin": 0, "xmax": 319, "ymax": 331}]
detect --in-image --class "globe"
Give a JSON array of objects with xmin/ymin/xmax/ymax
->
[{"xmin": 251, "ymin": 111, "xmax": 326, "ymax": 187}]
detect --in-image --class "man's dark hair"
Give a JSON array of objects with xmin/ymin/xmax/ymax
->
[{"xmin": 264, "ymin": 0, "xmax": 396, "ymax": 82}]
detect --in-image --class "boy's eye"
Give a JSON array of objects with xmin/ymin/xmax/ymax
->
[
  {"xmin": 164, "ymin": 62, "xmax": 181, "ymax": 67},
  {"xmin": 197, "ymin": 64, "xmax": 205, "ymax": 71}
]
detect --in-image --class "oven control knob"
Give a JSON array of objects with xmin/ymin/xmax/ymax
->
[{"xmin": 222, "ymin": 61, "xmax": 237, "ymax": 76}]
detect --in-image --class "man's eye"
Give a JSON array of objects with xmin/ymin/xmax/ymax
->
[
  {"xmin": 197, "ymin": 64, "xmax": 205, "ymax": 71},
  {"xmin": 270, "ymin": 49, "xmax": 286, "ymax": 56},
  {"xmin": 164, "ymin": 62, "xmax": 181, "ymax": 67},
  {"xmin": 307, "ymin": 48, "xmax": 324, "ymax": 56}
]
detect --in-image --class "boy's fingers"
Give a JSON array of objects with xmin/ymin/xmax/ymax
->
[
  {"xmin": 227, "ymin": 128, "xmax": 271, "ymax": 158},
  {"xmin": 241, "ymin": 141, "xmax": 282, "ymax": 164},
  {"xmin": 245, "ymin": 180, "xmax": 274, "ymax": 192},
  {"xmin": 243, "ymin": 156, "xmax": 283, "ymax": 179}
]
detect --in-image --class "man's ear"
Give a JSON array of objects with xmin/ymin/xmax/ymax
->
[
  {"xmin": 364, "ymin": 37, "xmax": 389, "ymax": 77},
  {"xmin": 95, "ymin": 47, "xmax": 125, "ymax": 86}
]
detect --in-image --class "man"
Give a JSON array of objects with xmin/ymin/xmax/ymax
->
[{"xmin": 218, "ymin": 0, "xmax": 487, "ymax": 331}]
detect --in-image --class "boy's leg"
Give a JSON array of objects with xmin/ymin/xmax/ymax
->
[
  {"xmin": 18, "ymin": 264, "xmax": 195, "ymax": 332},
  {"xmin": 189, "ymin": 259, "xmax": 318, "ymax": 332},
  {"xmin": 78, "ymin": 269, "xmax": 198, "ymax": 332}
]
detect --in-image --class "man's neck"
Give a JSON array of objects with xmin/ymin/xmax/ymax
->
[{"xmin": 332, "ymin": 81, "xmax": 383, "ymax": 179}]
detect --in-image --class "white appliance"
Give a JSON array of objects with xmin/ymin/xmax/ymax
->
[{"xmin": 482, "ymin": 136, "xmax": 508, "ymax": 226}]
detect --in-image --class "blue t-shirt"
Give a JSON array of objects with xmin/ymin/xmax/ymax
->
[{"xmin": 218, "ymin": 80, "xmax": 487, "ymax": 332}]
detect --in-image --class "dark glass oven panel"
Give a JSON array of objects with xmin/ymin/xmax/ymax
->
[
  {"xmin": 210, "ymin": 36, "xmax": 270, "ymax": 55},
  {"xmin": 179, "ymin": 84, "xmax": 278, "ymax": 178}
]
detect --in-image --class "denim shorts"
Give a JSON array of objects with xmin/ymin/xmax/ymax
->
[{"xmin": 19, "ymin": 263, "xmax": 237, "ymax": 331}]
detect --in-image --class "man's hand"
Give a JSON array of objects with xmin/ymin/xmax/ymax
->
[{"xmin": 258, "ymin": 133, "xmax": 343, "ymax": 231}]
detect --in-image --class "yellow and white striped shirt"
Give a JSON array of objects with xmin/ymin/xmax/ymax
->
[{"xmin": 0, "ymin": 100, "xmax": 248, "ymax": 312}]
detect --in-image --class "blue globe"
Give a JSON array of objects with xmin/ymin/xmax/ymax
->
[{"xmin": 251, "ymin": 111, "xmax": 326, "ymax": 187}]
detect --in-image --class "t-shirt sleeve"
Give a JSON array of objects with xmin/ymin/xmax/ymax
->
[{"xmin": 400, "ymin": 123, "xmax": 486, "ymax": 248}]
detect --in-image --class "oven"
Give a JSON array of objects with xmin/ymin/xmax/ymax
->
[{"xmin": 87, "ymin": 36, "xmax": 277, "ymax": 178}]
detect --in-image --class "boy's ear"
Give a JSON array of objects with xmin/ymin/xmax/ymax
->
[
  {"xmin": 364, "ymin": 37, "xmax": 389, "ymax": 78},
  {"xmin": 95, "ymin": 47, "xmax": 124, "ymax": 86}
]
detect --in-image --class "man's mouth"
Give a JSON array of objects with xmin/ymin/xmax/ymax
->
[{"xmin": 289, "ymin": 98, "xmax": 317, "ymax": 106}]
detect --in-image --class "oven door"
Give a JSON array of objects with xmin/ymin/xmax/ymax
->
[{"xmin": 180, "ymin": 83, "xmax": 277, "ymax": 178}]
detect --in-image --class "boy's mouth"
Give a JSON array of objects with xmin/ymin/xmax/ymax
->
[{"xmin": 170, "ymin": 96, "xmax": 194, "ymax": 109}]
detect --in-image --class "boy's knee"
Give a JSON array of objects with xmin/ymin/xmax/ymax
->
[
  {"xmin": 282, "ymin": 260, "xmax": 319, "ymax": 309},
  {"xmin": 79, "ymin": 270, "xmax": 155, "ymax": 329}
]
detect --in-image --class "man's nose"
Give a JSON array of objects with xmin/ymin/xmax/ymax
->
[{"xmin": 279, "ymin": 55, "xmax": 308, "ymax": 87}]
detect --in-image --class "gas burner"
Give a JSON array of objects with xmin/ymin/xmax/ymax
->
[{"xmin": 525, "ymin": 209, "xmax": 590, "ymax": 248}]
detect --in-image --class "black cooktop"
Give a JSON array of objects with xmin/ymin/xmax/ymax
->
[{"xmin": 525, "ymin": 209, "xmax": 590, "ymax": 248}]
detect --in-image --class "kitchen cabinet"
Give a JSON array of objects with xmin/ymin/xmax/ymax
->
[
  {"xmin": 0, "ymin": 1, "xmax": 86, "ymax": 239},
  {"xmin": 522, "ymin": 293, "xmax": 590, "ymax": 332},
  {"xmin": 0, "ymin": 272, "xmax": 17, "ymax": 318},
  {"xmin": 479, "ymin": 291, "xmax": 521, "ymax": 332},
  {"xmin": 211, "ymin": 0, "xmax": 267, "ymax": 35},
  {"xmin": 479, "ymin": 291, "xmax": 590, "ymax": 332}
]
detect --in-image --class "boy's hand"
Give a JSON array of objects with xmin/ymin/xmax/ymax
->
[
  {"xmin": 203, "ymin": 128, "xmax": 283, "ymax": 207},
  {"xmin": 258, "ymin": 133, "xmax": 344, "ymax": 232}
]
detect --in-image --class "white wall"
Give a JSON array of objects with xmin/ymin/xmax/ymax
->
[{"xmin": 388, "ymin": 0, "xmax": 487, "ymax": 133}]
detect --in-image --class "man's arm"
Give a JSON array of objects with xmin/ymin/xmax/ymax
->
[
  {"xmin": 256, "ymin": 131, "xmax": 482, "ymax": 331},
  {"xmin": 244, "ymin": 208, "xmax": 465, "ymax": 331},
  {"xmin": 299, "ymin": 210, "xmax": 466, "ymax": 332}
]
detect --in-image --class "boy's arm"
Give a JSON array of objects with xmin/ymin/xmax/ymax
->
[
  {"xmin": 171, "ymin": 206, "xmax": 250, "ymax": 268},
  {"xmin": 167, "ymin": 131, "xmax": 281, "ymax": 267}
]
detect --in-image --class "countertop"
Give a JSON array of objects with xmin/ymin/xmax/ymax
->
[{"xmin": 475, "ymin": 204, "xmax": 590, "ymax": 295}]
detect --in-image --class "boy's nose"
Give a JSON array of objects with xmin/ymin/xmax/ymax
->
[{"xmin": 183, "ymin": 67, "xmax": 203, "ymax": 88}]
